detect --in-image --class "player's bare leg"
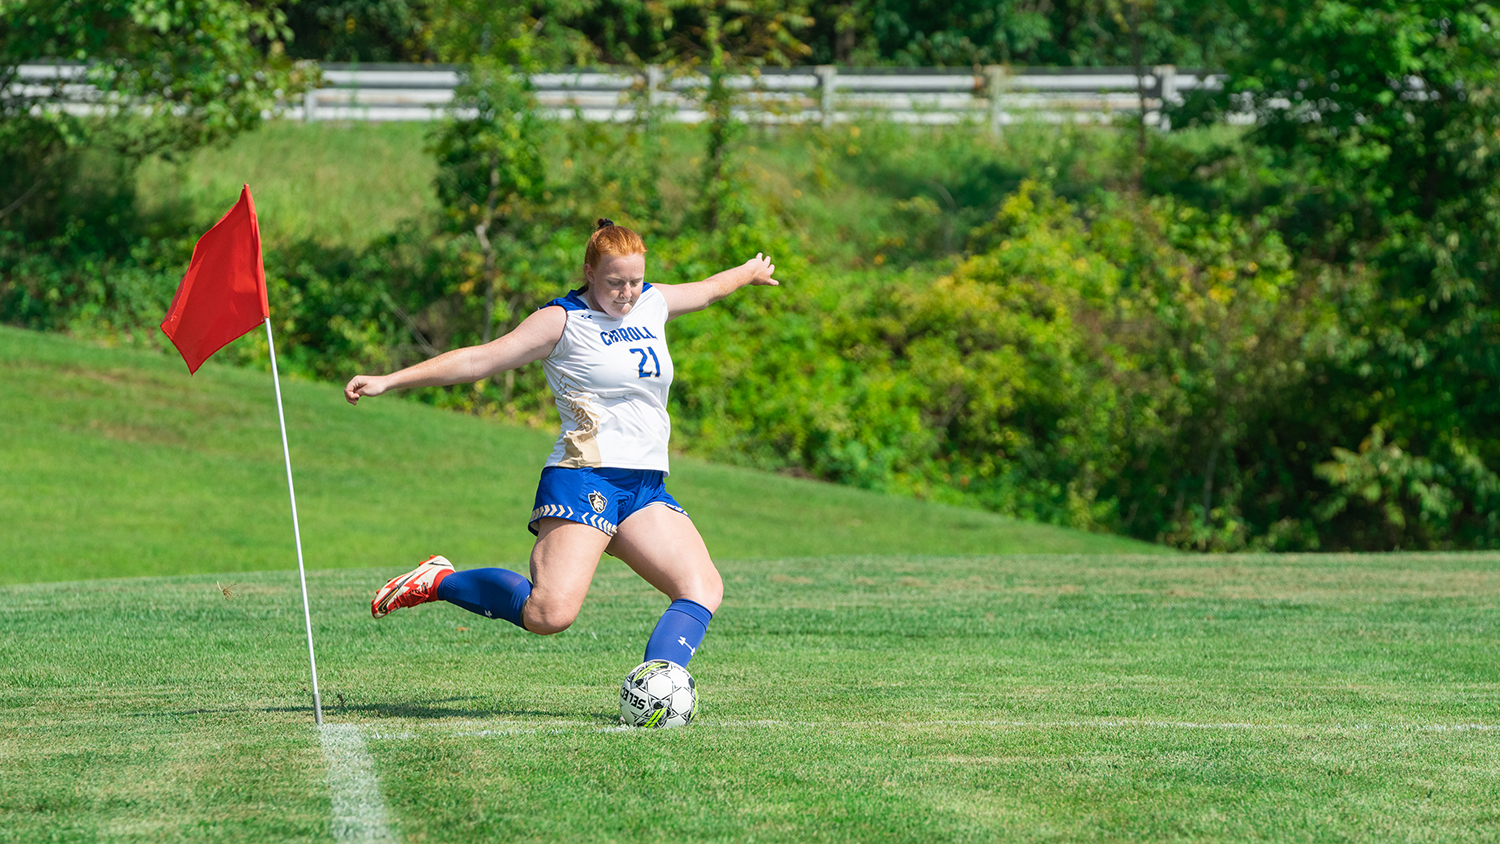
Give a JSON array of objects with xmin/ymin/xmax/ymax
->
[
  {"xmin": 523, "ymin": 517, "xmax": 613, "ymax": 634},
  {"xmin": 609, "ymin": 504, "xmax": 722, "ymax": 666},
  {"xmin": 607, "ymin": 505, "xmax": 723, "ymax": 612}
]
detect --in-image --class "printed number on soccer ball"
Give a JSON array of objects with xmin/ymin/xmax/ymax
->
[{"xmin": 629, "ymin": 347, "xmax": 661, "ymax": 378}]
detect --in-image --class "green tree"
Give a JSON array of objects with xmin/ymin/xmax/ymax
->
[
  {"xmin": 278, "ymin": 0, "xmax": 436, "ymax": 63},
  {"xmin": 418, "ymin": 1, "xmax": 559, "ymax": 408},
  {"xmin": 275, "ymin": 0, "xmax": 1245, "ymax": 69},
  {"xmin": 428, "ymin": 66, "xmax": 546, "ymax": 343},
  {"xmin": 791, "ymin": 0, "xmax": 1243, "ymax": 67},
  {"xmin": 0, "ymin": 0, "xmax": 314, "ymax": 240},
  {"xmin": 651, "ymin": 1, "xmax": 811, "ymax": 231},
  {"xmin": 1187, "ymin": 0, "xmax": 1500, "ymax": 548}
]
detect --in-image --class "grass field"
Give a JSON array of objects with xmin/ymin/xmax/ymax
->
[
  {"xmin": 4, "ymin": 554, "xmax": 1500, "ymax": 842},
  {"xmin": 6, "ymin": 328, "xmax": 1500, "ymax": 842}
]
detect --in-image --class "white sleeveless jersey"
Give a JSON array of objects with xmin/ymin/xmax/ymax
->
[{"xmin": 540, "ymin": 285, "xmax": 675, "ymax": 472}]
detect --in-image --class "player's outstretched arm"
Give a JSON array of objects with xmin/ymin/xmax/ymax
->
[
  {"xmin": 656, "ymin": 253, "xmax": 779, "ymax": 320},
  {"xmin": 344, "ymin": 306, "xmax": 567, "ymax": 405}
]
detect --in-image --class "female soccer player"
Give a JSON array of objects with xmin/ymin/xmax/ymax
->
[{"xmin": 343, "ymin": 220, "xmax": 778, "ymax": 671}]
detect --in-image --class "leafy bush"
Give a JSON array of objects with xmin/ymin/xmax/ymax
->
[{"xmin": 664, "ymin": 181, "xmax": 1337, "ymax": 548}]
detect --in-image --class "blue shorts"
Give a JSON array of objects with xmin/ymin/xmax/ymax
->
[{"xmin": 529, "ymin": 466, "xmax": 688, "ymax": 537}]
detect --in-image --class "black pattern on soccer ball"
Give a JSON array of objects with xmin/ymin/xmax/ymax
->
[{"xmin": 619, "ymin": 659, "xmax": 696, "ymax": 728}]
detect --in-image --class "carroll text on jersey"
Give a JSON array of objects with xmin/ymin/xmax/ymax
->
[{"xmin": 599, "ymin": 327, "xmax": 659, "ymax": 346}]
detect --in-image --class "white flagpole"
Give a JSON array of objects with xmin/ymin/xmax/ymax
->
[{"xmin": 264, "ymin": 317, "xmax": 324, "ymax": 725}]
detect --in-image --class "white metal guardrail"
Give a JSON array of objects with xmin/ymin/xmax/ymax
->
[{"xmin": 11, "ymin": 63, "xmax": 1223, "ymax": 128}]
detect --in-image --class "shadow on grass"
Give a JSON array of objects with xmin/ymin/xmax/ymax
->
[
  {"xmin": 133, "ymin": 696, "xmax": 619, "ymax": 724},
  {"xmin": 338, "ymin": 702, "xmax": 577, "ymax": 720}
]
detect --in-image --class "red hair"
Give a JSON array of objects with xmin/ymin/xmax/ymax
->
[{"xmin": 585, "ymin": 218, "xmax": 646, "ymax": 267}]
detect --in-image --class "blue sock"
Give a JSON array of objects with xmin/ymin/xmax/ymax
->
[
  {"xmin": 436, "ymin": 568, "xmax": 531, "ymax": 630},
  {"xmin": 643, "ymin": 599, "xmax": 713, "ymax": 667}
]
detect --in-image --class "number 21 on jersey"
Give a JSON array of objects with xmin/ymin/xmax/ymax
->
[{"xmin": 629, "ymin": 347, "xmax": 661, "ymax": 378}]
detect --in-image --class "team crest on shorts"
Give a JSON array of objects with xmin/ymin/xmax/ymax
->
[{"xmin": 588, "ymin": 490, "xmax": 607, "ymax": 513}]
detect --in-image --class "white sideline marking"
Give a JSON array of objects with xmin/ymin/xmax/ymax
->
[
  {"xmin": 360, "ymin": 717, "xmax": 1500, "ymax": 740},
  {"xmin": 320, "ymin": 724, "xmax": 396, "ymax": 844},
  {"xmin": 733, "ymin": 718, "xmax": 1500, "ymax": 733},
  {"xmin": 724, "ymin": 718, "xmax": 1500, "ymax": 733}
]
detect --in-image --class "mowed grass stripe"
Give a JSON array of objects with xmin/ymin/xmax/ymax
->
[
  {"xmin": 0, "ymin": 326, "xmax": 1150, "ymax": 587},
  {"xmin": 4, "ymin": 552, "xmax": 1500, "ymax": 842}
]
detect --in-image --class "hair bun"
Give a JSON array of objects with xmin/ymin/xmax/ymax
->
[{"xmin": 596, "ymin": 218, "xmax": 615, "ymax": 230}]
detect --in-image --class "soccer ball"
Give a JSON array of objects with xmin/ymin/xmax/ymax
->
[{"xmin": 619, "ymin": 659, "xmax": 696, "ymax": 728}]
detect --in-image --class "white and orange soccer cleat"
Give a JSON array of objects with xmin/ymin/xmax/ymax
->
[{"xmin": 371, "ymin": 555, "xmax": 454, "ymax": 618}]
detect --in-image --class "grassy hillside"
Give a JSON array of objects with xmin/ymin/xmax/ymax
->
[
  {"xmin": 135, "ymin": 121, "xmax": 438, "ymax": 250},
  {"xmin": 0, "ymin": 326, "xmax": 1149, "ymax": 585},
  {"xmin": 3, "ymin": 552, "xmax": 1499, "ymax": 842},
  {"xmin": 132, "ymin": 118, "xmax": 1123, "ymax": 266}
]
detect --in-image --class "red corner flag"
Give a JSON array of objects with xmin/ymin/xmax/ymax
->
[
  {"xmin": 158, "ymin": 184, "xmax": 324, "ymax": 724},
  {"xmin": 160, "ymin": 184, "xmax": 269, "ymax": 374}
]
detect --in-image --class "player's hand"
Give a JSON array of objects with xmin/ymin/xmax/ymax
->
[
  {"xmin": 344, "ymin": 374, "xmax": 388, "ymax": 405},
  {"xmin": 743, "ymin": 253, "xmax": 780, "ymax": 286}
]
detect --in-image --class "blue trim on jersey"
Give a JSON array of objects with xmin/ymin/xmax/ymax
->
[
  {"xmin": 540, "ymin": 284, "xmax": 655, "ymax": 313},
  {"xmin": 541, "ymin": 289, "xmax": 590, "ymax": 311}
]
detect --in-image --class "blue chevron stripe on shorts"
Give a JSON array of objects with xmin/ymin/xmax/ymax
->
[{"xmin": 527, "ymin": 466, "xmax": 688, "ymax": 537}]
